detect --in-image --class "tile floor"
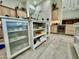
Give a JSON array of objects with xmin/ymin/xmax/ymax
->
[{"xmin": 0, "ymin": 34, "xmax": 78, "ymax": 59}]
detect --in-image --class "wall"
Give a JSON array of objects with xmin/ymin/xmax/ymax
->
[
  {"xmin": 32, "ymin": 0, "xmax": 51, "ymax": 20},
  {"xmin": 62, "ymin": 0, "xmax": 79, "ymax": 19},
  {"xmin": 62, "ymin": 9, "xmax": 79, "ymax": 19},
  {"xmin": 1, "ymin": 0, "xmax": 24, "ymax": 8}
]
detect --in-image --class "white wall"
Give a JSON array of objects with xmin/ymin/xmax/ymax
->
[
  {"xmin": 32, "ymin": 0, "xmax": 51, "ymax": 20},
  {"xmin": 62, "ymin": 0, "xmax": 79, "ymax": 19},
  {"xmin": 62, "ymin": 9, "xmax": 79, "ymax": 19},
  {"xmin": 1, "ymin": 0, "xmax": 24, "ymax": 8}
]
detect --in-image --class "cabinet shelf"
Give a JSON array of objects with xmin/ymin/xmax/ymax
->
[
  {"xmin": 33, "ymin": 33, "xmax": 46, "ymax": 39},
  {"xmin": 33, "ymin": 28, "xmax": 44, "ymax": 31},
  {"xmin": 33, "ymin": 20, "xmax": 46, "ymax": 23},
  {"xmin": 33, "ymin": 39, "xmax": 46, "ymax": 49},
  {"xmin": 8, "ymin": 29, "xmax": 27, "ymax": 33},
  {"xmin": 31, "ymin": 20, "xmax": 48, "ymax": 49},
  {"xmin": 10, "ymin": 36, "xmax": 27, "ymax": 43}
]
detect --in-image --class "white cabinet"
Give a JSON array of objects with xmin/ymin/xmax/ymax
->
[
  {"xmin": 74, "ymin": 23, "xmax": 79, "ymax": 58},
  {"xmin": 2, "ymin": 17, "xmax": 30, "ymax": 59},
  {"xmin": 30, "ymin": 20, "xmax": 48, "ymax": 49}
]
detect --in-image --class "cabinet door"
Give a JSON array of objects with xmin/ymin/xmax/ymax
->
[
  {"xmin": 2, "ymin": 19, "xmax": 30, "ymax": 59},
  {"xmin": 22, "ymin": 11, "xmax": 27, "ymax": 18},
  {"xmin": 17, "ymin": 10, "xmax": 23, "ymax": 18},
  {"xmin": 0, "ymin": 6, "xmax": 3, "ymax": 16},
  {"xmin": 10, "ymin": 9, "xmax": 16, "ymax": 17},
  {"xmin": 17, "ymin": 10, "xmax": 26, "ymax": 18},
  {"xmin": 52, "ymin": 9, "xmax": 58, "ymax": 21},
  {"xmin": 51, "ymin": 25, "xmax": 57, "ymax": 33},
  {"xmin": 1, "ymin": 7, "xmax": 11, "ymax": 16},
  {"xmin": 65, "ymin": 24, "xmax": 75, "ymax": 35}
]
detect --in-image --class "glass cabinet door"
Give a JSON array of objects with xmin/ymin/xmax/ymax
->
[{"xmin": 6, "ymin": 20, "xmax": 29, "ymax": 55}]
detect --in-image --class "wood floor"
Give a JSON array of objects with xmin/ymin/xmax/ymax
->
[{"xmin": 0, "ymin": 34, "xmax": 78, "ymax": 59}]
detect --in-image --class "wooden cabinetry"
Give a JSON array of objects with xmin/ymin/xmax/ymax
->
[
  {"xmin": 0, "ymin": 21, "xmax": 3, "ymax": 39},
  {"xmin": 0, "ymin": 6, "xmax": 3, "ymax": 16},
  {"xmin": 51, "ymin": 25, "xmax": 58, "ymax": 33},
  {"xmin": 65, "ymin": 24, "xmax": 75, "ymax": 35},
  {"xmin": 52, "ymin": 9, "xmax": 58, "ymax": 21},
  {"xmin": 17, "ymin": 10, "xmax": 26, "ymax": 18},
  {"xmin": 10, "ymin": 9, "xmax": 16, "ymax": 17},
  {"xmin": 22, "ymin": 11, "xmax": 27, "ymax": 18},
  {"xmin": 0, "ymin": 5, "xmax": 27, "ymax": 18},
  {"xmin": 51, "ymin": 9, "xmax": 59, "ymax": 24},
  {"xmin": 1, "ymin": 6, "xmax": 11, "ymax": 16},
  {"xmin": 51, "ymin": 24, "xmax": 75, "ymax": 35}
]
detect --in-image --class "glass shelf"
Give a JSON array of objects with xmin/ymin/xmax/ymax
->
[
  {"xmin": 33, "ymin": 33, "xmax": 46, "ymax": 39},
  {"xmin": 8, "ymin": 29, "xmax": 28, "ymax": 33},
  {"xmin": 9, "ymin": 36, "xmax": 27, "ymax": 43},
  {"xmin": 33, "ymin": 28, "xmax": 45, "ymax": 31}
]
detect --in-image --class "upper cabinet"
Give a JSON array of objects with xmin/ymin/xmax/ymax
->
[
  {"xmin": 52, "ymin": 9, "xmax": 59, "ymax": 21},
  {"xmin": 17, "ymin": 10, "xmax": 27, "ymax": 18},
  {"xmin": 0, "ymin": 5, "xmax": 27, "ymax": 18},
  {"xmin": 1, "ymin": 6, "xmax": 11, "ymax": 16}
]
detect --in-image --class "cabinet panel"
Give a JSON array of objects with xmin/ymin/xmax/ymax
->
[
  {"xmin": 17, "ymin": 10, "xmax": 26, "ymax": 18},
  {"xmin": 22, "ymin": 11, "xmax": 27, "ymax": 18},
  {"xmin": 65, "ymin": 24, "xmax": 75, "ymax": 35},
  {"xmin": 1, "ymin": 6, "xmax": 11, "ymax": 16},
  {"xmin": 51, "ymin": 25, "xmax": 57, "ymax": 33},
  {"xmin": 17, "ymin": 10, "xmax": 22, "ymax": 18},
  {"xmin": 0, "ymin": 6, "xmax": 3, "ymax": 16},
  {"xmin": 2, "ymin": 18, "xmax": 30, "ymax": 59},
  {"xmin": 52, "ymin": 9, "xmax": 58, "ymax": 21},
  {"xmin": 10, "ymin": 9, "xmax": 16, "ymax": 17}
]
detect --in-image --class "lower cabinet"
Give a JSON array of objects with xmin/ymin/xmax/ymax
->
[
  {"xmin": 2, "ymin": 18, "xmax": 30, "ymax": 59},
  {"xmin": 51, "ymin": 24, "xmax": 75, "ymax": 35},
  {"xmin": 65, "ymin": 24, "xmax": 75, "ymax": 35},
  {"xmin": 51, "ymin": 25, "xmax": 57, "ymax": 33}
]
